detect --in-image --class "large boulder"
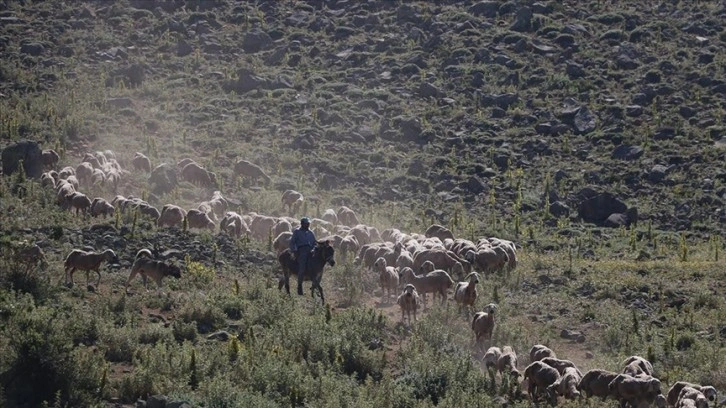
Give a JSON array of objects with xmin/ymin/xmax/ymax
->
[
  {"xmin": 577, "ymin": 191, "xmax": 628, "ymax": 225},
  {"xmin": 1, "ymin": 140, "xmax": 43, "ymax": 179}
]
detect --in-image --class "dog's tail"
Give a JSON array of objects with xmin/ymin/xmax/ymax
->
[{"xmin": 134, "ymin": 248, "xmax": 153, "ymax": 263}]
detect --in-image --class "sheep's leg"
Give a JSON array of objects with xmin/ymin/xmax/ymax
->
[{"xmin": 96, "ymin": 268, "xmax": 102, "ymax": 287}]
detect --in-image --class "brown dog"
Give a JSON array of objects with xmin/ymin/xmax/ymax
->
[{"xmin": 125, "ymin": 249, "xmax": 181, "ymax": 294}]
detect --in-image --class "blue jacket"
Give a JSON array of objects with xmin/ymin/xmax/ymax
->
[{"xmin": 290, "ymin": 227, "xmax": 316, "ymax": 253}]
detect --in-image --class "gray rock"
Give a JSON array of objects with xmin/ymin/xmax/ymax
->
[
  {"xmin": 549, "ymin": 201, "xmax": 571, "ymax": 218},
  {"xmin": 604, "ymin": 213, "xmax": 629, "ymax": 228},
  {"xmin": 167, "ymin": 401, "xmax": 193, "ymax": 408},
  {"xmin": 578, "ymin": 192, "xmax": 628, "ymax": 224},
  {"xmin": 242, "ymin": 28, "xmax": 273, "ymax": 53},
  {"xmin": 573, "ymin": 107, "xmax": 597, "ymax": 134},
  {"xmin": 418, "ymin": 82, "xmax": 443, "ymax": 98},
  {"xmin": 148, "ymin": 163, "xmax": 178, "ymax": 195},
  {"xmin": 2, "ymin": 140, "xmax": 43, "ymax": 179},
  {"xmin": 509, "ymin": 7, "xmax": 532, "ymax": 32},
  {"xmin": 20, "ymin": 42, "xmax": 45, "ymax": 56},
  {"xmin": 626, "ymin": 105, "xmax": 643, "ymax": 117},
  {"xmin": 611, "ymin": 144, "xmax": 643, "ymax": 161},
  {"xmin": 481, "ymin": 93, "xmax": 519, "ymax": 109},
  {"xmin": 468, "ymin": 1, "xmax": 500, "ymax": 18},
  {"xmin": 648, "ymin": 164, "xmax": 669, "ymax": 183},
  {"xmin": 653, "ymin": 127, "xmax": 676, "ymax": 140},
  {"xmin": 147, "ymin": 395, "xmax": 167, "ymax": 408}
]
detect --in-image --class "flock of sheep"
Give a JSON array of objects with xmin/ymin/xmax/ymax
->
[
  {"xmin": 479, "ymin": 343, "xmax": 718, "ymax": 407},
  {"xmin": 10, "ymin": 148, "xmax": 722, "ymax": 407}
]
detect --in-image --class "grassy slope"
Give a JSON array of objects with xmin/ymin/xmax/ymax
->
[{"xmin": 0, "ymin": 0, "xmax": 724, "ymax": 406}]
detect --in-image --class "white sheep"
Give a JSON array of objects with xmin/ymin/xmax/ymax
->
[
  {"xmin": 396, "ymin": 284, "xmax": 421, "ymax": 324},
  {"xmin": 399, "ymin": 266, "xmax": 454, "ymax": 305},
  {"xmin": 233, "ymin": 159, "xmax": 271, "ymax": 185},
  {"xmin": 453, "ymin": 272, "xmax": 481, "ymax": 313},
  {"xmin": 337, "ymin": 205, "xmax": 360, "ymax": 227},
  {"xmin": 181, "ymin": 162, "xmax": 217, "ymax": 188},
  {"xmin": 374, "ymin": 257, "xmax": 399, "ymax": 301},
  {"xmin": 471, "ymin": 303, "xmax": 498, "ymax": 345},
  {"xmin": 41, "ymin": 149, "xmax": 59, "ymax": 169}
]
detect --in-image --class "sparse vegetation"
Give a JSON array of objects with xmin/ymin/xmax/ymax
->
[{"xmin": 0, "ymin": 0, "xmax": 724, "ymax": 406}]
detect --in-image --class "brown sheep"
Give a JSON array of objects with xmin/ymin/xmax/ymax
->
[
  {"xmin": 90, "ymin": 197, "xmax": 115, "ymax": 218},
  {"xmin": 374, "ymin": 257, "xmax": 399, "ymax": 300},
  {"xmin": 58, "ymin": 166, "xmax": 75, "ymax": 179},
  {"xmin": 281, "ymin": 189, "xmax": 304, "ymax": 215},
  {"xmin": 482, "ymin": 347, "xmax": 503, "ymax": 386},
  {"xmin": 548, "ymin": 366, "xmax": 582, "ymax": 400},
  {"xmin": 524, "ymin": 361, "xmax": 561, "ymax": 405},
  {"xmin": 675, "ymin": 386, "xmax": 710, "ymax": 408},
  {"xmin": 55, "ymin": 180, "xmax": 75, "ymax": 207},
  {"xmin": 177, "ymin": 157, "xmax": 195, "ymax": 169},
  {"xmin": 220, "ymin": 211, "xmax": 250, "ymax": 239},
  {"xmin": 667, "ymin": 382, "xmax": 717, "ymax": 407},
  {"xmin": 453, "ymin": 272, "xmax": 481, "ymax": 313},
  {"xmin": 132, "ymin": 152, "xmax": 151, "ymax": 173},
  {"xmin": 337, "ymin": 206, "xmax": 360, "ymax": 227},
  {"xmin": 12, "ymin": 243, "xmax": 48, "ymax": 272},
  {"xmin": 412, "ymin": 248, "xmax": 471, "ymax": 277},
  {"xmin": 249, "ymin": 214, "xmax": 278, "ymax": 241},
  {"xmin": 181, "ymin": 162, "xmax": 217, "ymax": 188},
  {"xmin": 496, "ymin": 346, "xmax": 521, "ymax": 394},
  {"xmin": 272, "ymin": 231, "xmax": 293, "ymax": 254},
  {"xmin": 578, "ymin": 369, "xmax": 619, "ymax": 401},
  {"xmin": 186, "ymin": 209, "xmax": 215, "ymax": 231},
  {"xmin": 424, "ymin": 224, "xmax": 455, "ymax": 241},
  {"xmin": 608, "ymin": 374, "xmax": 662, "ymax": 408},
  {"xmin": 321, "ymin": 208, "xmax": 338, "ymax": 225},
  {"xmin": 234, "ymin": 159, "xmax": 271, "ymax": 185},
  {"xmin": 396, "ymin": 284, "xmax": 421, "ymax": 324},
  {"xmin": 529, "ymin": 344, "xmax": 557, "ymax": 362},
  {"xmin": 539, "ymin": 357, "xmax": 582, "ymax": 376},
  {"xmin": 471, "ymin": 303, "xmax": 498, "ymax": 345},
  {"xmin": 338, "ymin": 235, "xmax": 359, "ymax": 261},
  {"xmin": 41, "ymin": 149, "xmax": 59, "ymax": 169},
  {"xmin": 157, "ymin": 204, "xmax": 186, "ymax": 228},
  {"xmin": 64, "ymin": 249, "xmax": 119, "ymax": 287},
  {"xmin": 622, "ymin": 355, "xmax": 655, "ymax": 377},
  {"xmin": 67, "ymin": 192, "xmax": 92, "ymax": 215},
  {"xmin": 75, "ymin": 162, "xmax": 94, "ymax": 185},
  {"xmin": 399, "ymin": 267, "xmax": 454, "ymax": 305}
]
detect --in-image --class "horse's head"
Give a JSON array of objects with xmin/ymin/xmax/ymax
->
[{"xmin": 314, "ymin": 240, "xmax": 335, "ymax": 267}]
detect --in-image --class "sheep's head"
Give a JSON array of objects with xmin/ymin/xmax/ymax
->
[
  {"xmin": 700, "ymin": 386, "xmax": 717, "ymax": 402},
  {"xmin": 465, "ymin": 272, "xmax": 480, "ymax": 284},
  {"xmin": 403, "ymin": 284, "xmax": 416, "ymax": 296},
  {"xmin": 420, "ymin": 260, "xmax": 435, "ymax": 273},
  {"xmin": 374, "ymin": 257, "xmax": 387, "ymax": 271},
  {"xmin": 483, "ymin": 303, "xmax": 497, "ymax": 314}
]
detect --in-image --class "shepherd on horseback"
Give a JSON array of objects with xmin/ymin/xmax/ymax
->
[{"xmin": 289, "ymin": 217, "xmax": 317, "ymax": 295}]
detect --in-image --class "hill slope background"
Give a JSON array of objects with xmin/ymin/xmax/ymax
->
[{"xmin": 0, "ymin": 1, "xmax": 724, "ymax": 407}]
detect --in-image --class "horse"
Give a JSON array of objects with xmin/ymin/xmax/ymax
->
[{"xmin": 278, "ymin": 240, "xmax": 335, "ymax": 303}]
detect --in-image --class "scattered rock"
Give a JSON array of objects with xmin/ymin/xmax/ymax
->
[
  {"xmin": 577, "ymin": 192, "xmax": 628, "ymax": 225},
  {"xmin": 611, "ymin": 144, "xmax": 643, "ymax": 161}
]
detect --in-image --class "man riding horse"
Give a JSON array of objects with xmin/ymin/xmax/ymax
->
[{"xmin": 289, "ymin": 217, "xmax": 316, "ymax": 295}]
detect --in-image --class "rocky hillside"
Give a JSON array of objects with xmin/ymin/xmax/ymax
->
[{"xmin": 1, "ymin": 0, "xmax": 725, "ymax": 238}]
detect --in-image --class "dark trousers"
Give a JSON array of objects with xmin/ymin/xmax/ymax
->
[{"xmin": 296, "ymin": 246, "xmax": 311, "ymax": 286}]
